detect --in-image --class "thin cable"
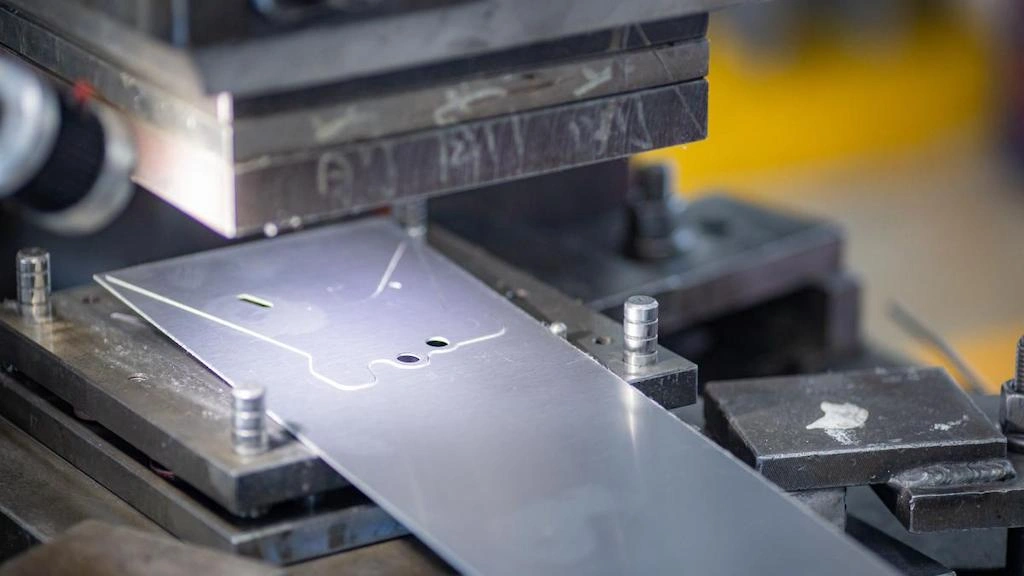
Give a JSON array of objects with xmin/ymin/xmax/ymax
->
[{"xmin": 888, "ymin": 301, "xmax": 986, "ymax": 394}]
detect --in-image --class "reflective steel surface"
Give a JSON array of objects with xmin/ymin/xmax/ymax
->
[{"xmin": 98, "ymin": 218, "xmax": 896, "ymax": 576}]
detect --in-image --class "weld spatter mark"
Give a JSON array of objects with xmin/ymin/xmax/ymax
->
[{"xmin": 806, "ymin": 401, "xmax": 869, "ymax": 446}]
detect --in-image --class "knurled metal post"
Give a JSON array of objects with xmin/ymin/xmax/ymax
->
[
  {"xmin": 16, "ymin": 247, "xmax": 51, "ymax": 322},
  {"xmin": 232, "ymin": 386, "xmax": 269, "ymax": 456},
  {"xmin": 623, "ymin": 295, "xmax": 658, "ymax": 370}
]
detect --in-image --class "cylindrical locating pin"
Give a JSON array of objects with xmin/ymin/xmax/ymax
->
[
  {"xmin": 16, "ymin": 247, "xmax": 51, "ymax": 322},
  {"xmin": 232, "ymin": 386, "xmax": 269, "ymax": 456},
  {"xmin": 623, "ymin": 295, "xmax": 658, "ymax": 370}
]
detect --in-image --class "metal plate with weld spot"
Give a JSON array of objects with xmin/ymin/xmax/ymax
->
[
  {"xmin": 97, "ymin": 217, "xmax": 896, "ymax": 576},
  {"xmin": 704, "ymin": 368, "xmax": 1006, "ymax": 491}
]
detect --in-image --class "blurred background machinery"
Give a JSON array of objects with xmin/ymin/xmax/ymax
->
[
  {"xmin": 2, "ymin": 0, "xmax": 1024, "ymax": 574},
  {"xmin": 641, "ymin": 0, "xmax": 1024, "ymax": 392}
]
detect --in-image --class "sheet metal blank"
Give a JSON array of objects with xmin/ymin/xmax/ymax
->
[{"xmin": 98, "ymin": 218, "xmax": 896, "ymax": 576}]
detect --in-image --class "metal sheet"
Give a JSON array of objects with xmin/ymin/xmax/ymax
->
[{"xmin": 97, "ymin": 217, "xmax": 897, "ymax": 576}]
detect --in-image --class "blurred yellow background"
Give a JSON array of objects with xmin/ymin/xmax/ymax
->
[{"xmin": 637, "ymin": 2, "xmax": 1023, "ymax": 391}]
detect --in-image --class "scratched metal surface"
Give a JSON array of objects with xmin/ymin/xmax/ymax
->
[
  {"xmin": 704, "ymin": 368, "xmax": 1006, "ymax": 491},
  {"xmin": 231, "ymin": 79, "xmax": 708, "ymax": 236},
  {"xmin": 97, "ymin": 218, "xmax": 897, "ymax": 576}
]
